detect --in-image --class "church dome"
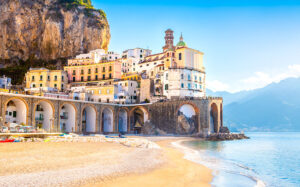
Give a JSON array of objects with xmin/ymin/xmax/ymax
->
[{"xmin": 176, "ymin": 33, "xmax": 187, "ymax": 47}]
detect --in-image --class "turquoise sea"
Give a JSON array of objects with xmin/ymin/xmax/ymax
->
[{"xmin": 183, "ymin": 132, "xmax": 300, "ymax": 187}]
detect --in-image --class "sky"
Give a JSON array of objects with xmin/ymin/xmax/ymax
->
[{"xmin": 93, "ymin": 0, "xmax": 300, "ymax": 93}]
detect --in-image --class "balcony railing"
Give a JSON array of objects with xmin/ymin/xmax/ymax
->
[{"xmin": 35, "ymin": 117, "xmax": 44, "ymax": 121}]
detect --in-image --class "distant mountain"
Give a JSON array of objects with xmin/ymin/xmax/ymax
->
[{"xmin": 207, "ymin": 78, "xmax": 300, "ymax": 132}]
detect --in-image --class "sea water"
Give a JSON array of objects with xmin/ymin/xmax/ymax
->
[{"xmin": 182, "ymin": 132, "xmax": 300, "ymax": 187}]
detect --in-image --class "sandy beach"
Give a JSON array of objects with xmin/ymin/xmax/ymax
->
[{"xmin": 0, "ymin": 137, "xmax": 212, "ymax": 187}]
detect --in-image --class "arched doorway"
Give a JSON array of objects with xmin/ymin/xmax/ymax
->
[
  {"xmin": 177, "ymin": 104, "xmax": 198, "ymax": 134},
  {"xmin": 118, "ymin": 109, "xmax": 128, "ymax": 133},
  {"xmin": 102, "ymin": 108, "xmax": 113, "ymax": 133},
  {"xmin": 210, "ymin": 103, "xmax": 219, "ymax": 133},
  {"xmin": 5, "ymin": 98, "xmax": 27, "ymax": 125},
  {"xmin": 60, "ymin": 104, "xmax": 76, "ymax": 133},
  {"xmin": 82, "ymin": 106, "xmax": 96, "ymax": 133},
  {"xmin": 34, "ymin": 100, "xmax": 54, "ymax": 132},
  {"xmin": 220, "ymin": 103, "xmax": 223, "ymax": 128},
  {"xmin": 130, "ymin": 107, "xmax": 148, "ymax": 134}
]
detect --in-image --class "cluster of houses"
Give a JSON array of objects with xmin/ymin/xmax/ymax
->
[{"xmin": 5, "ymin": 29, "xmax": 207, "ymax": 104}]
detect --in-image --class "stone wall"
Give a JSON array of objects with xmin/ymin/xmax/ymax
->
[{"xmin": 0, "ymin": 93, "xmax": 223, "ymax": 135}]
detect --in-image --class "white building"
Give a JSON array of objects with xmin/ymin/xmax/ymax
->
[
  {"xmin": 163, "ymin": 67, "xmax": 205, "ymax": 99},
  {"xmin": 0, "ymin": 75, "xmax": 11, "ymax": 89},
  {"xmin": 114, "ymin": 80, "xmax": 138, "ymax": 104},
  {"xmin": 122, "ymin": 48, "xmax": 151, "ymax": 61},
  {"xmin": 73, "ymin": 49, "xmax": 120, "ymax": 64}
]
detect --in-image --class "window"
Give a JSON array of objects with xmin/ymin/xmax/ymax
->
[
  {"xmin": 181, "ymin": 83, "xmax": 184, "ymax": 88},
  {"xmin": 54, "ymin": 84, "xmax": 57, "ymax": 88},
  {"xmin": 81, "ymin": 77, "xmax": 84, "ymax": 81},
  {"xmin": 146, "ymin": 64, "xmax": 149, "ymax": 66},
  {"xmin": 40, "ymin": 75, "xmax": 43, "ymax": 81},
  {"xmin": 73, "ymin": 77, "xmax": 75, "ymax": 82},
  {"xmin": 61, "ymin": 84, "xmax": 64, "ymax": 88},
  {"xmin": 13, "ymin": 111, "xmax": 16, "ymax": 118},
  {"xmin": 88, "ymin": 76, "xmax": 91, "ymax": 81},
  {"xmin": 102, "ymin": 67, "xmax": 105, "ymax": 72},
  {"xmin": 140, "ymin": 55, "xmax": 143, "ymax": 58},
  {"xmin": 62, "ymin": 76, "xmax": 64, "ymax": 81},
  {"xmin": 165, "ymin": 84, "xmax": 168, "ymax": 90},
  {"xmin": 151, "ymin": 71, "xmax": 154, "ymax": 76},
  {"xmin": 99, "ymin": 90, "xmax": 102, "ymax": 94},
  {"xmin": 195, "ymin": 76, "xmax": 197, "ymax": 81},
  {"xmin": 199, "ymin": 77, "xmax": 202, "ymax": 82},
  {"xmin": 95, "ymin": 68, "xmax": 98, "ymax": 73},
  {"xmin": 125, "ymin": 83, "xmax": 128, "ymax": 86},
  {"xmin": 109, "ymin": 73, "xmax": 112, "ymax": 79},
  {"xmin": 72, "ymin": 70, "xmax": 76, "ymax": 75},
  {"xmin": 200, "ymin": 85, "xmax": 202, "ymax": 89},
  {"xmin": 131, "ymin": 83, "xmax": 133, "ymax": 86},
  {"xmin": 179, "ymin": 53, "xmax": 182, "ymax": 60},
  {"xmin": 195, "ymin": 84, "xmax": 197, "ymax": 89},
  {"xmin": 54, "ymin": 75, "xmax": 57, "ymax": 81},
  {"xmin": 166, "ymin": 73, "xmax": 168, "ymax": 80},
  {"xmin": 32, "ymin": 84, "xmax": 36, "ymax": 88},
  {"xmin": 181, "ymin": 74, "xmax": 184, "ymax": 79},
  {"xmin": 188, "ymin": 83, "xmax": 191, "ymax": 89},
  {"xmin": 32, "ymin": 76, "xmax": 35, "ymax": 81},
  {"xmin": 48, "ymin": 76, "xmax": 50, "ymax": 81},
  {"xmin": 133, "ymin": 68, "xmax": 135, "ymax": 71},
  {"xmin": 88, "ymin": 69, "xmax": 91, "ymax": 74},
  {"xmin": 40, "ymin": 84, "xmax": 43, "ymax": 87},
  {"xmin": 107, "ymin": 89, "xmax": 110, "ymax": 94},
  {"xmin": 109, "ymin": 66, "xmax": 112, "ymax": 71},
  {"xmin": 103, "ymin": 74, "xmax": 105, "ymax": 79},
  {"xmin": 81, "ymin": 70, "xmax": 84, "ymax": 74},
  {"xmin": 188, "ymin": 74, "xmax": 191, "ymax": 81},
  {"xmin": 95, "ymin": 75, "xmax": 98, "ymax": 80}
]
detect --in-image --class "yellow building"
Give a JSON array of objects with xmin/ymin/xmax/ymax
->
[
  {"xmin": 25, "ymin": 68, "xmax": 68, "ymax": 92},
  {"xmin": 121, "ymin": 73, "xmax": 141, "ymax": 82}
]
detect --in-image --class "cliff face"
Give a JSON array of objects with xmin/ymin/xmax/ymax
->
[{"xmin": 0, "ymin": 0, "xmax": 110, "ymax": 61}]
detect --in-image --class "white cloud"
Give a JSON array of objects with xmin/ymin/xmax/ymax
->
[
  {"xmin": 206, "ymin": 80, "xmax": 230, "ymax": 92},
  {"xmin": 240, "ymin": 64, "xmax": 300, "ymax": 91},
  {"xmin": 207, "ymin": 64, "xmax": 300, "ymax": 93}
]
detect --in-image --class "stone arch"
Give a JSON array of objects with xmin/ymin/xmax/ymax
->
[
  {"xmin": 118, "ymin": 108, "xmax": 129, "ymax": 133},
  {"xmin": 33, "ymin": 99, "xmax": 55, "ymax": 132},
  {"xmin": 176, "ymin": 102, "xmax": 200, "ymax": 134},
  {"xmin": 210, "ymin": 103, "xmax": 219, "ymax": 133},
  {"xmin": 102, "ymin": 107, "xmax": 114, "ymax": 133},
  {"xmin": 220, "ymin": 103, "xmax": 223, "ymax": 128},
  {"xmin": 129, "ymin": 106, "xmax": 149, "ymax": 134},
  {"xmin": 59, "ymin": 102, "xmax": 77, "ymax": 133},
  {"xmin": 4, "ymin": 97, "xmax": 29, "ymax": 125},
  {"xmin": 81, "ymin": 104, "xmax": 97, "ymax": 133}
]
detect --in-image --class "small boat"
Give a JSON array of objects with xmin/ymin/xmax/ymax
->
[{"xmin": 0, "ymin": 139, "xmax": 15, "ymax": 143}]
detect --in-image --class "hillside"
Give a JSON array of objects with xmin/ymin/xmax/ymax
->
[
  {"xmin": 0, "ymin": 0, "xmax": 110, "ymax": 84},
  {"xmin": 207, "ymin": 78, "xmax": 300, "ymax": 132}
]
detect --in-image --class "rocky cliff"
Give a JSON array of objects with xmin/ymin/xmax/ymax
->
[{"xmin": 0, "ymin": 0, "xmax": 110, "ymax": 61}]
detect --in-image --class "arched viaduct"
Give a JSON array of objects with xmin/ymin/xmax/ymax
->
[{"xmin": 0, "ymin": 93, "xmax": 223, "ymax": 135}]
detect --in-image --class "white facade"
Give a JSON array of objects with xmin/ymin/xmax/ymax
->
[
  {"xmin": 137, "ymin": 60, "xmax": 164, "ymax": 76},
  {"xmin": 114, "ymin": 80, "xmax": 138, "ymax": 104},
  {"xmin": 122, "ymin": 48, "xmax": 151, "ymax": 61},
  {"xmin": 0, "ymin": 76, "xmax": 11, "ymax": 89},
  {"xmin": 121, "ymin": 57, "xmax": 140, "ymax": 73},
  {"xmin": 163, "ymin": 68, "xmax": 205, "ymax": 99},
  {"xmin": 74, "ymin": 49, "xmax": 120, "ymax": 63}
]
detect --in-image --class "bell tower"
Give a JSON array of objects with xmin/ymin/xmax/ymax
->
[{"xmin": 163, "ymin": 29, "xmax": 174, "ymax": 52}]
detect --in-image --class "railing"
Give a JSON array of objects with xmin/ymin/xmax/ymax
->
[
  {"xmin": 35, "ymin": 117, "xmax": 44, "ymax": 121},
  {"xmin": 60, "ymin": 115, "xmax": 68, "ymax": 119}
]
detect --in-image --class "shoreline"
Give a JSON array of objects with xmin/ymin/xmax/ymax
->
[{"xmin": 89, "ymin": 137, "xmax": 213, "ymax": 187}]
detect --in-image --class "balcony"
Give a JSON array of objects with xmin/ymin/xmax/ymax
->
[
  {"xmin": 60, "ymin": 115, "xmax": 68, "ymax": 119},
  {"xmin": 35, "ymin": 117, "xmax": 44, "ymax": 121}
]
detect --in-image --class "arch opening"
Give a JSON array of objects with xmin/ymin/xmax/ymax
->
[
  {"xmin": 130, "ymin": 107, "xmax": 148, "ymax": 134},
  {"xmin": 34, "ymin": 101, "xmax": 54, "ymax": 132},
  {"xmin": 60, "ymin": 104, "xmax": 76, "ymax": 133},
  {"xmin": 118, "ymin": 109, "xmax": 128, "ymax": 133},
  {"xmin": 82, "ymin": 106, "xmax": 96, "ymax": 133},
  {"xmin": 177, "ymin": 104, "xmax": 198, "ymax": 134},
  {"xmin": 102, "ymin": 108, "xmax": 113, "ymax": 133},
  {"xmin": 5, "ymin": 99, "xmax": 27, "ymax": 125},
  {"xmin": 210, "ymin": 103, "xmax": 219, "ymax": 133}
]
